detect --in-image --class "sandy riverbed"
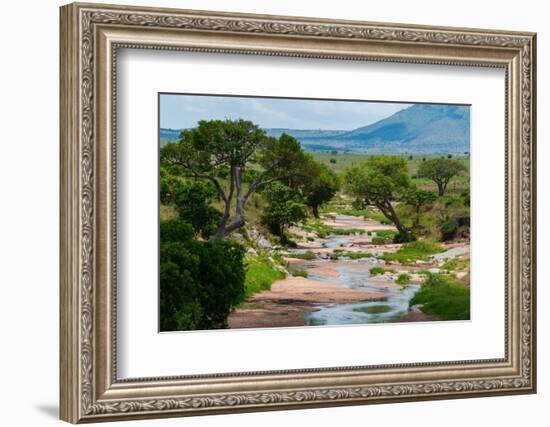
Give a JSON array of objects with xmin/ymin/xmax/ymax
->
[{"xmin": 228, "ymin": 276, "xmax": 384, "ymax": 329}]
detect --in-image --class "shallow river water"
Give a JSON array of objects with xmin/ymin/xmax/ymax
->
[
  {"xmin": 289, "ymin": 232, "xmax": 421, "ymax": 325},
  {"xmin": 305, "ymin": 261, "xmax": 420, "ymax": 325}
]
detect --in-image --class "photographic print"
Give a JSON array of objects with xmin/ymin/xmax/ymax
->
[{"xmin": 159, "ymin": 94, "xmax": 471, "ymax": 332}]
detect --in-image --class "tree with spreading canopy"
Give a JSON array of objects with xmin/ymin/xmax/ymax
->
[
  {"xmin": 160, "ymin": 119, "xmax": 304, "ymax": 240},
  {"xmin": 417, "ymin": 157, "xmax": 467, "ymax": 196},
  {"xmin": 261, "ymin": 182, "xmax": 308, "ymax": 242},
  {"xmin": 402, "ymin": 187, "xmax": 437, "ymax": 228},
  {"xmin": 276, "ymin": 153, "xmax": 340, "ymax": 218},
  {"xmin": 344, "ymin": 156, "xmax": 413, "ymax": 241}
]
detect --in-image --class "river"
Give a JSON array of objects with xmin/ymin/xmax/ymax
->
[{"xmin": 288, "ymin": 232, "xmax": 421, "ymax": 325}]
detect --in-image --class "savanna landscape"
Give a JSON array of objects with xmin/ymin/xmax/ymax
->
[{"xmin": 159, "ymin": 95, "xmax": 471, "ymax": 331}]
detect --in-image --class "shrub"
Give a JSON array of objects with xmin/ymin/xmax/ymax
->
[
  {"xmin": 395, "ymin": 273, "xmax": 411, "ymax": 285},
  {"xmin": 330, "ymin": 251, "xmax": 372, "ymax": 260},
  {"xmin": 371, "ymin": 229, "xmax": 396, "ymax": 245},
  {"xmin": 288, "ymin": 250, "xmax": 316, "ymax": 260},
  {"xmin": 382, "ymin": 239, "xmax": 444, "ymax": 264},
  {"xmin": 369, "ymin": 267, "xmax": 386, "ymax": 276},
  {"xmin": 393, "ymin": 231, "xmax": 417, "ymax": 243},
  {"xmin": 346, "ymin": 252, "xmax": 374, "ymax": 259},
  {"xmin": 410, "ymin": 273, "xmax": 470, "ymax": 320},
  {"xmin": 244, "ymin": 256, "xmax": 286, "ymax": 297},
  {"xmin": 159, "ymin": 219, "xmax": 246, "ymax": 332},
  {"xmin": 440, "ymin": 218, "xmax": 459, "ymax": 241},
  {"xmin": 173, "ymin": 181, "xmax": 222, "ymax": 239},
  {"xmin": 292, "ymin": 269, "xmax": 309, "ymax": 278}
]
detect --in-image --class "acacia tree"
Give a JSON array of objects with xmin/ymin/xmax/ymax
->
[
  {"xmin": 276, "ymin": 153, "xmax": 339, "ymax": 218},
  {"xmin": 345, "ymin": 156, "xmax": 412, "ymax": 240},
  {"xmin": 261, "ymin": 182, "xmax": 308, "ymax": 242},
  {"xmin": 417, "ymin": 158, "xmax": 467, "ymax": 196},
  {"xmin": 402, "ymin": 187, "xmax": 437, "ymax": 228},
  {"xmin": 160, "ymin": 119, "xmax": 303, "ymax": 240}
]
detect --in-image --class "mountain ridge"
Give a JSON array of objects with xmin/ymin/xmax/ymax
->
[{"xmin": 160, "ymin": 103, "xmax": 470, "ymax": 155}]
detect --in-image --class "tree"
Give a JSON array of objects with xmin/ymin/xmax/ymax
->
[
  {"xmin": 161, "ymin": 120, "xmax": 303, "ymax": 240},
  {"xmin": 303, "ymin": 162, "xmax": 339, "ymax": 218},
  {"xmin": 173, "ymin": 181, "xmax": 222, "ymax": 239},
  {"xmin": 402, "ymin": 187, "xmax": 437, "ymax": 228},
  {"xmin": 344, "ymin": 156, "xmax": 412, "ymax": 240},
  {"xmin": 261, "ymin": 182, "xmax": 308, "ymax": 242},
  {"xmin": 159, "ymin": 220, "xmax": 246, "ymax": 331},
  {"xmin": 278, "ymin": 154, "xmax": 339, "ymax": 218},
  {"xmin": 417, "ymin": 158, "xmax": 467, "ymax": 196}
]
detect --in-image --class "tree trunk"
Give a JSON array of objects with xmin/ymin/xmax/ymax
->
[
  {"xmin": 414, "ymin": 206, "xmax": 421, "ymax": 228},
  {"xmin": 211, "ymin": 167, "xmax": 245, "ymax": 241},
  {"xmin": 436, "ymin": 179, "xmax": 449, "ymax": 197},
  {"xmin": 312, "ymin": 205, "xmax": 320, "ymax": 219},
  {"xmin": 376, "ymin": 201, "xmax": 409, "ymax": 237}
]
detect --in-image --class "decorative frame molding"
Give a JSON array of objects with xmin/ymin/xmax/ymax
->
[{"xmin": 60, "ymin": 2, "xmax": 536, "ymax": 423}]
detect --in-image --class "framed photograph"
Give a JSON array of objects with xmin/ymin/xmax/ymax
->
[{"xmin": 60, "ymin": 2, "xmax": 537, "ymax": 423}]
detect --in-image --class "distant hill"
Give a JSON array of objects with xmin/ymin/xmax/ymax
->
[
  {"xmin": 160, "ymin": 128, "xmax": 181, "ymax": 142},
  {"xmin": 159, "ymin": 104, "xmax": 470, "ymax": 155}
]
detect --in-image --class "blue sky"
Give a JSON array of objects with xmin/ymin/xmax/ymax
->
[{"xmin": 160, "ymin": 94, "xmax": 410, "ymax": 130}]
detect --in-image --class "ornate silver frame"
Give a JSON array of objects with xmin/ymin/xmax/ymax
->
[{"xmin": 60, "ymin": 2, "xmax": 536, "ymax": 423}]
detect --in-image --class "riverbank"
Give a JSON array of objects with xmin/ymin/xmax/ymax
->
[
  {"xmin": 228, "ymin": 276, "xmax": 384, "ymax": 329},
  {"xmin": 228, "ymin": 213, "xmax": 469, "ymax": 329}
]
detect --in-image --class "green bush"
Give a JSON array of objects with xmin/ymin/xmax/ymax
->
[
  {"xmin": 292, "ymin": 269, "xmax": 309, "ymax": 278},
  {"xmin": 173, "ymin": 181, "xmax": 222, "ymax": 239},
  {"xmin": 393, "ymin": 231, "xmax": 417, "ymax": 243},
  {"xmin": 372, "ymin": 236, "xmax": 391, "ymax": 245},
  {"xmin": 288, "ymin": 250, "xmax": 316, "ymax": 260},
  {"xmin": 302, "ymin": 220, "xmax": 362, "ymax": 238},
  {"xmin": 440, "ymin": 218, "xmax": 459, "ymax": 241},
  {"xmin": 244, "ymin": 256, "xmax": 286, "ymax": 297},
  {"xmin": 369, "ymin": 267, "xmax": 386, "ymax": 276},
  {"xmin": 369, "ymin": 266, "xmax": 395, "ymax": 276},
  {"xmin": 159, "ymin": 220, "xmax": 246, "ymax": 332},
  {"xmin": 345, "ymin": 252, "xmax": 374, "ymax": 259},
  {"xmin": 329, "ymin": 252, "xmax": 340, "ymax": 260},
  {"xmin": 382, "ymin": 239, "xmax": 444, "ymax": 264},
  {"xmin": 395, "ymin": 273, "xmax": 411, "ymax": 285},
  {"xmin": 410, "ymin": 273, "xmax": 470, "ymax": 320}
]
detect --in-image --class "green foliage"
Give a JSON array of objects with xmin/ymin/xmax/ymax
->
[
  {"xmin": 345, "ymin": 156, "xmax": 411, "ymax": 205},
  {"xmin": 345, "ymin": 252, "xmax": 374, "ymax": 259},
  {"xmin": 161, "ymin": 120, "xmax": 312, "ymax": 240},
  {"xmin": 371, "ymin": 236, "xmax": 390, "ymax": 245},
  {"xmin": 440, "ymin": 217, "xmax": 459, "ymax": 241},
  {"xmin": 401, "ymin": 187, "xmax": 437, "ymax": 226},
  {"xmin": 393, "ymin": 231, "xmax": 417, "ymax": 244},
  {"xmin": 173, "ymin": 181, "xmax": 222, "ymax": 239},
  {"xmin": 410, "ymin": 273, "xmax": 470, "ymax": 320},
  {"xmin": 417, "ymin": 158, "xmax": 467, "ymax": 196},
  {"xmin": 159, "ymin": 220, "xmax": 246, "ymax": 331},
  {"xmin": 382, "ymin": 239, "xmax": 444, "ymax": 264},
  {"xmin": 302, "ymin": 220, "xmax": 363, "ymax": 238},
  {"xmin": 303, "ymin": 162, "xmax": 340, "ymax": 217},
  {"xmin": 292, "ymin": 269, "xmax": 309, "ymax": 278},
  {"xmin": 441, "ymin": 256, "xmax": 470, "ymax": 272},
  {"xmin": 288, "ymin": 250, "xmax": 316, "ymax": 260},
  {"xmin": 395, "ymin": 273, "xmax": 411, "ymax": 285},
  {"xmin": 244, "ymin": 256, "xmax": 286, "ymax": 298},
  {"xmin": 369, "ymin": 267, "xmax": 385, "ymax": 276},
  {"xmin": 261, "ymin": 182, "xmax": 308, "ymax": 240},
  {"xmin": 344, "ymin": 156, "xmax": 412, "ymax": 238},
  {"xmin": 371, "ymin": 229, "xmax": 397, "ymax": 245}
]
